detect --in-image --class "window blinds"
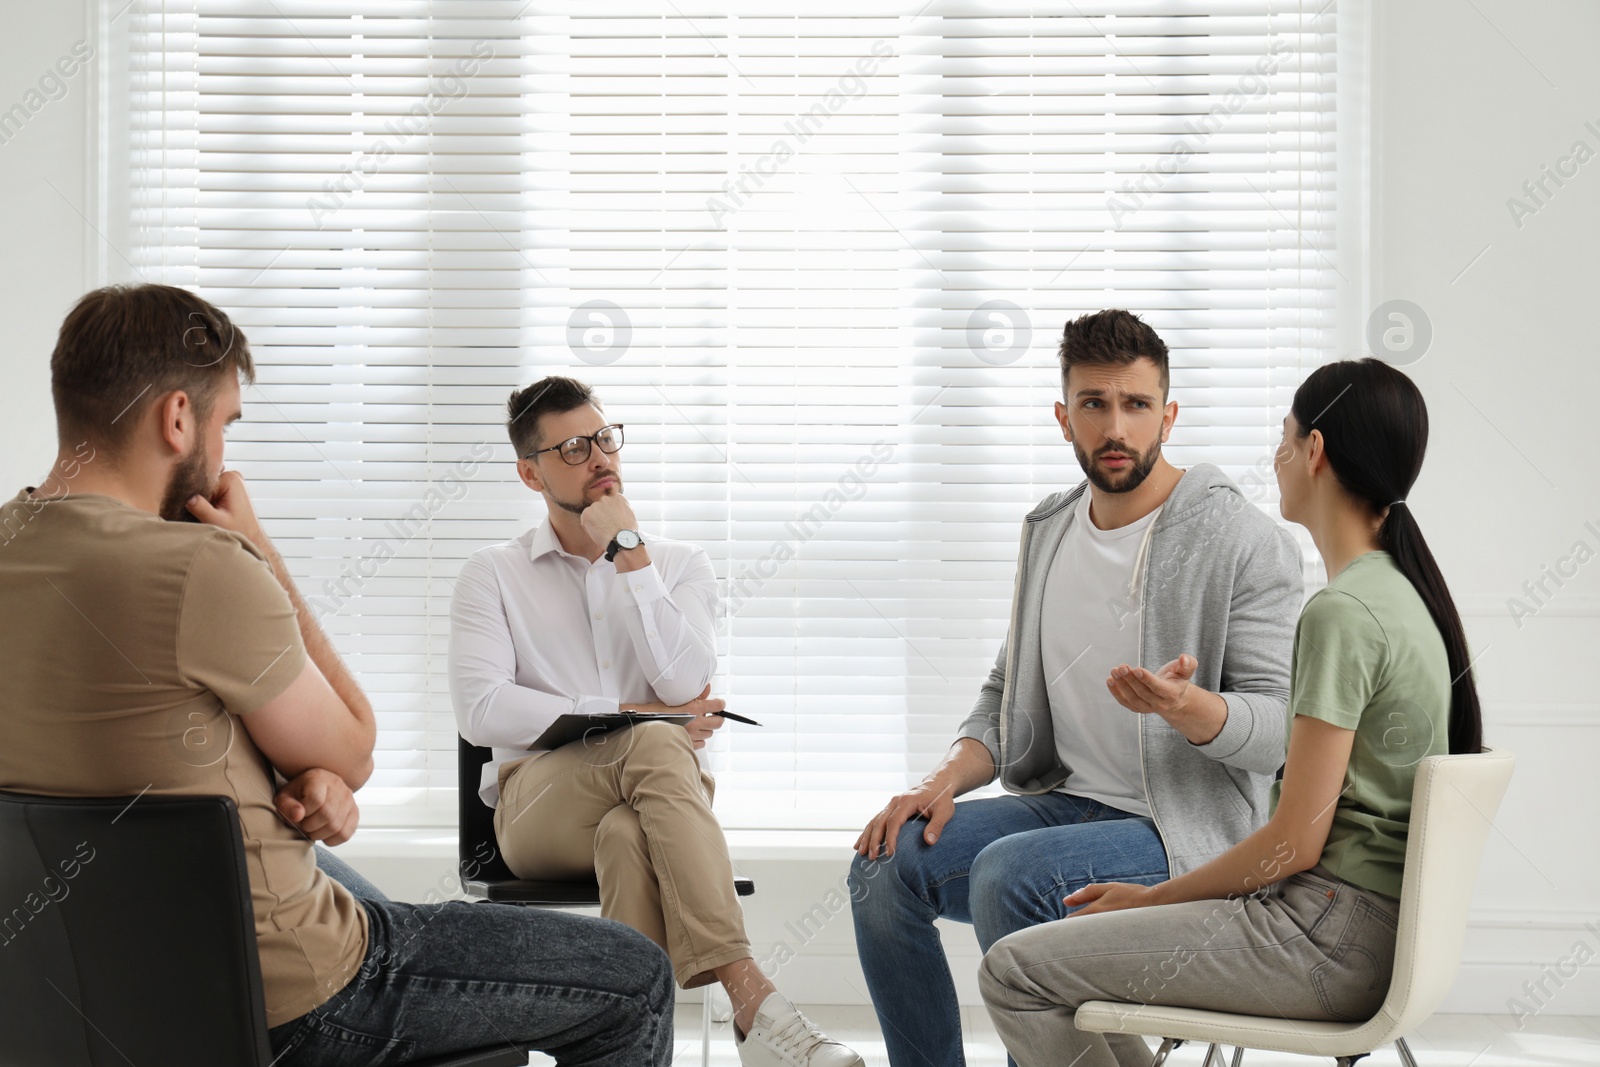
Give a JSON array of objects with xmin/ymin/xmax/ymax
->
[{"xmin": 120, "ymin": 0, "xmax": 1336, "ymax": 830}]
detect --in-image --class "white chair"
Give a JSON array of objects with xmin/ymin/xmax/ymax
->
[{"xmin": 1075, "ymin": 748, "xmax": 1516, "ymax": 1067}]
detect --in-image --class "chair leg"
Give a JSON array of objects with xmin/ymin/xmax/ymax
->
[
  {"xmin": 701, "ymin": 992, "xmax": 712, "ymax": 1067},
  {"xmin": 1201, "ymin": 1045, "xmax": 1224, "ymax": 1067},
  {"xmin": 1395, "ymin": 1037, "xmax": 1419, "ymax": 1067},
  {"xmin": 1229, "ymin": 1046, "xmax": 1245, "ymax": 1067},
  {"xmin": 1149, "ymin": 1038, "xmax": 1181, "ymax": 1067}
]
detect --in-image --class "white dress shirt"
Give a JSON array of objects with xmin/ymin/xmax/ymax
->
[{"xmin": 449, "ymin": 520, "xmax": 718, "ymax": 806}]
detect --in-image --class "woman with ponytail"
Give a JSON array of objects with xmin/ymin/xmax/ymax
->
[{"xmin": 978, "ymin": 358, "xmax": 1485, "ymax": 1067}]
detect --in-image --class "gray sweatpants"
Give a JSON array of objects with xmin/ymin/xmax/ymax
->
[{"xmin": 979, "ymin": 865, "xmax": 1400, "ymax": 1067}]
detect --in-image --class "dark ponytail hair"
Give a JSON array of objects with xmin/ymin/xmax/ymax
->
[{"xmin": 1290, "ymin": 358, "xmax": 1483, "ymax": 755}]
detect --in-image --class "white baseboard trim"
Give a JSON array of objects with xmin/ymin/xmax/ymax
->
[{"xmin": 711, "ymin": 948, "xmax": 1600, "ymax": 1017}]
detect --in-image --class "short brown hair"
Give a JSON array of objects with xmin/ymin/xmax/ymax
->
[
  {"xmin": 506, "ymin": 376, "xmax": 601, "ymax": 458},
  {"xmin": 50, "ymin": 284, "xmax": 255, "ymax": 450},
  {"xmin": 1058, "ymin": 309, "xmax": 1169, "ymax": 397}
]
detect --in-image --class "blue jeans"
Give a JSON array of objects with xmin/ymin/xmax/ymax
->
[
  {"xmin": 849, "ymin": 793, "xmax": 1169, "ymax": 1067},
  {"xmin": 314, "ymin": 846, "xmax": 389, "ymax": 903},
  {"xmin": 266, "ymin": 848, "xmax": 676, "ymax": 1066}
]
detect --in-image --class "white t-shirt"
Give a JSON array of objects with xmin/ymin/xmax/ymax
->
[{"xmin": 1040, "ymin": 487, "xmax": 1161, "ymax": 817}]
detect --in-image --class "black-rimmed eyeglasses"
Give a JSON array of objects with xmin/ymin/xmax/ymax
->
[{"xmin": 523, "ymin": 424, "xmax": 625, "ymax": 465}]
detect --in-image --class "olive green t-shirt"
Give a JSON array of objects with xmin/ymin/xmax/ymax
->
[
  {"xmin": 0, "ymin": 490, "xmax": 367, "ymax": 1027},
  {"xmin": 1269, "ymin": 550, "xmax": 1451, "ymax": 900}
]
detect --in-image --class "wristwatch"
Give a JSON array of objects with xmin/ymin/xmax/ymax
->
[{"xmin": 605, "ymin": 529, "xmax": 643, "ymax": 562}]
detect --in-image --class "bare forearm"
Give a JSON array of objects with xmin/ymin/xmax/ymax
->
[
  {"xmin": 259, "ymin": 539, "xmax": 376, "ymax": 744},
  {"xmin": 1151, "ymin": 714, "xmax": 1349, "ymax": 906},
  {"xmin": 1150, "ymin": 819, "xmax": 1307, "ymax": 907},
  {"xmin": 927, "ymin": 737, "xmax": 995, "ymax": 797},
  {"xmin": 1161, "ymin": 685, "xmax": 1228, "ymax": 745}
]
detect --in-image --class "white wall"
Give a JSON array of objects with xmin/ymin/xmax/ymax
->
[
  {"xmin": 1367, "ymin": 0, "xmax": 1600, "ymax": 1017},
  {"xmin": 2, "ymin": 0, "xmax": 1595, "ymax": 1018},
  {"xmin": 0, "ymin": 1, "xmax": 92, "ymax": 489}
]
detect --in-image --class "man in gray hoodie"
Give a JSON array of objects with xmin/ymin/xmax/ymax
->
[{"xmin": 848, "ymin": 309, "xmax": 1304, "ymax": 1067}]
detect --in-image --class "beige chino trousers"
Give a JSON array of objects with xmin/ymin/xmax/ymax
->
[{"xmin": 493, "ymin": 720, "xmax": 751, "ymax": 988}]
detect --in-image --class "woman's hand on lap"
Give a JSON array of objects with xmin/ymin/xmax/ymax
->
[{"xmin": 1064, "ymin": 881, "xmax": 1161, "ymax": 916}]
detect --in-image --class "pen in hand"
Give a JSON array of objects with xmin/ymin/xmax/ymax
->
[{"xmin": 709, "ymin": 710, "xmax": 762, "ymax": 727}]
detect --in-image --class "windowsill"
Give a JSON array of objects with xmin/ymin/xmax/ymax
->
[{"xmin": 334, "ymin": 826, "xmax": 860, "ymax": 864}]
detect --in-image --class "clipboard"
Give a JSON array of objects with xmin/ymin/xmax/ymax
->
[{"xmin": 532, "ymin": 711, "xmax": 694, "ymax": 752}]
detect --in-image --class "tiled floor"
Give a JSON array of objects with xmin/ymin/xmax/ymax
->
[{"xmin": 524, "ymin": 1005, "xmax": 1600, "ymax": 1065}]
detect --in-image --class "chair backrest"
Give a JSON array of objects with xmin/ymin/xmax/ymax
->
[
  {"xmin": 0, "ymin": 790, "xmax": 271, "ymax": 1066},
  {"xmin": 458, "ymin": 737, "xmax": 518, "ymax": 884},
  {"xmin": 1373, "ymin": 749, "xmax": 1515, "ymax": 1036}
]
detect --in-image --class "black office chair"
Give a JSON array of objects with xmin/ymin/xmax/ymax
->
[
  {"xmin": 458, "ymin": 735, "xmax": 755, "ymax": 1065},
  {"xmin": 0, "ymin": 790, "xmax": 527, "ymax": 1067},
  {"xmin": 457, "ymin": 735, "xmax": 756, "ymax": 904}
]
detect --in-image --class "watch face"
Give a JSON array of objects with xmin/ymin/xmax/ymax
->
[{"xmin": 617, "ymin": 530, "xmax": 641, "ymax": 549}]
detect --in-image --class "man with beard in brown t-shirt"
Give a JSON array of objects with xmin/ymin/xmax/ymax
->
[{"xmin": 0, "ymin": 284, "xmax": 675, "ymax": 1066}]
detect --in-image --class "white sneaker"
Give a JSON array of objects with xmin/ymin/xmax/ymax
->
[{"xmin": 734, "ymin": 992, "xmax": 865, "ymax": 1067}]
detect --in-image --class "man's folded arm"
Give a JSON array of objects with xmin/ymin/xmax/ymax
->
[
  {"xmin": 181, "ymin": 535, "xmax": 376, "ymax": 791},
  {"xmin": 1192, "ymin": 526, "xmax": 1305, "ymax": 774},
  {"xmin": 616, "ymin": 548, "xmax": 718, "ymax": 706},
  {"xmin": 244, "ymin": 660, "xmax": 376, "ymax": 789},
  {"xmin": 448, "ymin": 555, "xmax": 618, "ymax": 750}
]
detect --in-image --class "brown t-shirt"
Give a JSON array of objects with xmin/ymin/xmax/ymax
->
[{"xmin": 0, "ymin": 489, "xmax": 367, "ymax": 1027}]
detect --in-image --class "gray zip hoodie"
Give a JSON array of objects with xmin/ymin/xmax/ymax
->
[{"xmin": 956, "ymin": 463, "xmax": 1305, "ymax": 876}]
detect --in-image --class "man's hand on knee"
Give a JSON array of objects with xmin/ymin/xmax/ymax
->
[
  {"xmin": 854, "ymin": 779, "xmax": 956, "ymax": 860},
  {"xmin": 854, "ymin": 737, "xmax": 993, "ymax": 859}
]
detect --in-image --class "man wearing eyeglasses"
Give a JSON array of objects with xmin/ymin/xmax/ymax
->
[{"xmin": 449, "ymin": 375, "xmax": 865, "ymax": 1067}]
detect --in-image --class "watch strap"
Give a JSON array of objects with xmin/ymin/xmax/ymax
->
[{"xmin": 605, "ymin": 530, "xmax": 642, "ymax": 562}]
